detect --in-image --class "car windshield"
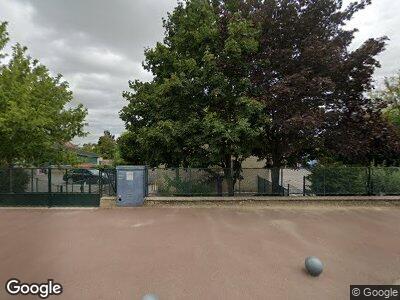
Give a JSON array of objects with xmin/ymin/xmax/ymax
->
[{"xmin": 88, "ymin": 169, "xmax": 99, "ymax": 176}]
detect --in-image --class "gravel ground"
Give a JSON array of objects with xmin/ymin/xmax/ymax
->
[{"xmin": 0, "ymin": 206, "xmax": 400, "ymax": 299}]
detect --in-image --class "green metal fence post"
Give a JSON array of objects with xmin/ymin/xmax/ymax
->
[
  {"xmin": 189, "ymin": 168, "xmax": 192, "ymax": 196},
  {"xmin": 370, "ymin": 167, "xmax": 374, "ymax": 195},
  {"xmin": 48, "ymin": 168, "xmax": 52, "ymax": 207},
  {"xmin": 303, "ymin": 176, "xmax": 306, "ymax": 196},
  {"xmin": 48, "ymin": 168, "xmax": 52, "ymax": 193},
  {"xmin": 99, "ymin": 170, "xmax": 103, "ymax": 197},
  {"xmin": 65, "ymin": 169, "xmax": 68, "ymax": 193},
  {"xmin": 239, "ymin": 175, "xmax": 241, "ymax": 195},
  {"xmin": 323, "ymin": 168, "xmax": 326, "ymax": 196},
  {"xmin": 9, "ymin": 166, "xmax": 13, "ymax": 193},
  {"xmin": 31, "ymin": 169, "xmax": 34, "ymax": 192}
]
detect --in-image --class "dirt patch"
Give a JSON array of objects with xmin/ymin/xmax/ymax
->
[
  {"xmin": 144, "ymin": 199, "xmax": 400, "ymax": 208},
  {"xmin": 1, "ymin": 207, "xmax": 399, "ymax": 299}
]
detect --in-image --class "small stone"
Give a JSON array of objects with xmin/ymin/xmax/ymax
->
[
  {"xmin": 142, "ymin": 293, "xmax": 160, "ymax": 300},
  {"xmin": 305, "ymin": 256, "xmax": 323, "ymax": 277}
]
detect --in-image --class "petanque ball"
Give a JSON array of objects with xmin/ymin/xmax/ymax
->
[
  {"xmin": 142, "ymin": 294, "xmax": 159, "ymax": 300},
  {"xmin": 305, "ymin": 256, "xmax": 323, "ymax": 277}
]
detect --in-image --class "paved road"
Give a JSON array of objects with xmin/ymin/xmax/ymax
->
[{"xmin": 0, "ymin": 206, "xmax": 399, "ymax": 299}]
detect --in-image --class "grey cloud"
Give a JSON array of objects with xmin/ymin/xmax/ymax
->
[
  {"xmin": 346, "ymin": 0, "xmax": 400, "ymax": 84},
  {"xmin": 0, "ymin": 0, "xmax": 176, "ymax": 142},
  {"xmin": 1, "ymin": 0, "xmax": 400, "ymax": 144},
  {"xmin": 15, "ymin": 0, "xmax": 176, "ymax": 59}
]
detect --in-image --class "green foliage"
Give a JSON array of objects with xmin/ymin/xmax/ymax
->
[
  {"xmin": 371, "ymin": 168, "xmax": 400, "ymax": 194},
  {"xmin": 112, "ymin": 145, "xmax": 126, "ymax": 166},
  {"xmin": 245, "ymin": 0, "xmax": 392, "ymax": 170},
  {"xmin": 158, "ymin": 174, "xmax": 214, "ymax": 196},
  {"xmin": 308, "ymin": 164, "xmax": 367, "ymax": 195},
  {"xmin": 80, "ymin": 131, "xmax": 117, "ymax": 162},
  {"xmin": 60, "ymin": 149, "xmax": 82, "ymax": 167},
  {"xmin": 0, "ymin": 22, "xmax": 87, "ymax": 166},
  {"xmin": 377, "ymin": 72, "xmax": 400, "ymax": 106},
  {"xmin": 120, "ymin": 0, "xmax": 394, "ymax": 195},
  {"xmin": 308, "ymin": 164, "xmax": 400, "ymax": 195},
  {"xmin": 117, "ymin": 132, "xmax": 143, "ymax": 165},
  {"xmin": 97, "ymin": 131, "xmax": 117, "ymax": 159},
  {"xmin": 385, "ymin": 107, "xmax": 400, "ymax": 129},
  {"xmin": 81, "ymin": 143, "xmax": 99, "ymax": 154},
  {"xmin": 0, "ymin": 168, "xmax": 29, "ymax": 193},
  {"xmin": 0, "ymin": 21, "xmax": 9, "ymax": 59},
  {"xmin": 120, "ymin": 0, "xmax": 261, "ymax": 169},
  {"xmin": 373, "ymin": 72, "xmax": 400, "ymax": 129}
]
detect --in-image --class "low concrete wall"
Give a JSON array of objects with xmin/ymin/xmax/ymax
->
[
  {"xmin": 0, "ymin": 193, "xmax": 100, "ymax": 207},
  {"xmin": 147, "ymin": 195, "xmax": 400, "ymax": 202},
  {"xmin": 100, "ymin": 196, "xmax": 117, "ymax": 208},
  {"xmin": 145, "ymin": 195, "xmax": 400, "ymax": 207},
  {"xmin": 100, "ymin": 195, "xmax": 400, "ymax": 208}
]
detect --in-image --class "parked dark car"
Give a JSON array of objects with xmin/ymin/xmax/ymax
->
[{"xmin": 63, "ymin": 169, "xmax": 100, "ymax": 184}]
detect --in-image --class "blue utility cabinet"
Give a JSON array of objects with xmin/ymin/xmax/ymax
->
[{"xmin": 116, "ymin": 166, "xmax": 148, "ymax": 206}]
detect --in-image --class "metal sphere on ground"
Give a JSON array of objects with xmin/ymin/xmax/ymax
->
[
  {"xmin": 305, "ymin": 256, "xmax": 323, "ymax": 277},
  {"xmin": 142, "ymin": 294, "xmax": 160, "ymax": 300}
]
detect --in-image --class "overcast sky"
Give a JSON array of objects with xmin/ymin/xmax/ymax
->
[{"xmin": 0, "ymin": 0, "xmax": 399, "ymax": 144}]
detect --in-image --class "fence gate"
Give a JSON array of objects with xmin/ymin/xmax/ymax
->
[
  {"xmin": 116, "ymin": 166, "xmax": 148, "ymax": 206},
  {"xmin": 0, "ymin": 167, "xmax": 101, "ymax": 207}
]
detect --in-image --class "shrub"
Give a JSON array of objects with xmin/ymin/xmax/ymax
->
[
  {"xmin": 371, "ymin": 168, "xmax": 400, "ymax": 194},
  {"xmin": 158, "ymin": 174, "xmax": 214, "ymax": 196},
  {"xmin": 0, "ymin": 168, "xmax": 30, "ymax": 193},
  {"xmin": 308, "ymin": 165, "xmax": 367, "ymax": 195},
  {"xmin": 308, "ymin": 164, "xmax": 400, "ymax": 195}
]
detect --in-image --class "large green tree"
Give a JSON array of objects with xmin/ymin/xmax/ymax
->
[
  {"xmin": 120, "ymin": 0, "xmax": 399, "ymax": 194},
  {"xmin": 81, "ymin": 143, "xmax": 99, "ymax": 154},
  {"xmin": 0, "ymin": 22, "xmax": 87, "ymax": 166},
  {"xmin": 374, "ymin": 72, "xmax": 400, "ymax": 128},
  {"xmin": 97, "ymin": 130, "xmax": 117, "ymax": 159},
  {"xmin": 244, "ymin": 0, "xmax": 398, "ymax": 191},
  {"xmin": 120, "ymin": 0, "xmax": 262, "ymax": 194}
]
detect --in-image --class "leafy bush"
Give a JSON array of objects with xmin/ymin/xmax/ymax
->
[
  {"xmin": 308, "ymin": 165, "xmax": 367, "ymax": 195},
  {"xmin": 308, "ymin": 164, "xmax": 400, "ymax": 195},
  {"xmin": 158, "ymin": 175, "xmax": 215, "ymax": 196},
  {"xmin": 371, "ymin": 168, "xmax": 400, "ymax": 194},
  {"xmin": 0, "ymin": 168, "xmax": 30, "ymax": 193}
]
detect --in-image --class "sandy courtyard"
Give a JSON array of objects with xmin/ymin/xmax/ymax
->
[{"xmin": 0, "ymin": 206, "xmax": 399, "ymax": 299}]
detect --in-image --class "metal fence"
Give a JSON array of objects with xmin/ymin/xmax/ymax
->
[
  {"xmin": 147, "ymin": 167, "xmax": 400, "ymax": 197},
  {"xmin": 147, "ymin": 168, "xmax": 309, "ymax": 197},
  {"xmin": 3, "ymin": 166, "xmax": 400, "ymax": 203},
  {"xmin": 0, "ymin": 167, "xmax": 116, "ymax": 206},
  {"xmin": 99, "ymin": 168, "xmax": 117, "ymax": 196},
  {"xmin": 305, "ymin": 166, "xmax": 400, "ymax": 196}
]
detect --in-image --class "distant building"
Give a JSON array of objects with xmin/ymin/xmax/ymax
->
[
  {"xmin": 65, "ymin": 142, "xmax": 102, "ymax": 167},
  {"xmin": 77, "ymin": 151, "xmax": 101, "ymax": 165}
]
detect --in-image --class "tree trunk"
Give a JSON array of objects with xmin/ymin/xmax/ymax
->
[
  {"xmin": 224, "ymin": 155, "xmax": 234, "ymax": 196},
  {"xmin": 271, "ymin": 151, "xmax": 282, "ymax": 195},
  {"xmin": 271, "ymin": 167, "xmax": 280, "ymax": 195},
  {"xmin": 216, "ymin": 175, "xmax": 223, "ymax": 196}
]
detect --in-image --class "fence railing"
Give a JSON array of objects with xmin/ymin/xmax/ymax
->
[
  {"xmin": 0, "ymin": 167, "xmax": 116, "ymax": 196},
  {"xmin": 305, "ymin": 166, "xmax": 400, "ymax": 196},
  {"xmin": 147, "ymin": 167, "xmax": 400, "ymax": 197},
  {"xmin": 3, "ymin": 166, "xmax": 400, "ymax": 198},
  {"xmin": 147, "ymin": 168, "xmax": 309, "ymax": 197}
]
